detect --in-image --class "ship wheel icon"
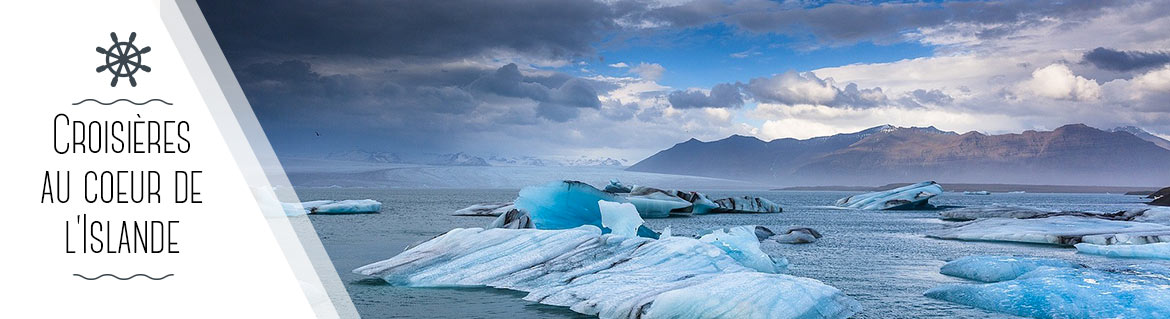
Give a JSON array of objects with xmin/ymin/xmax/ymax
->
[{"xmin": 95, "ymin": 32, "xmax": 152, "ymax": 87}]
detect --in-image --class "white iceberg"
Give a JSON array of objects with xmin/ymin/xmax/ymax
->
[
  {"xmin": 937, "ymin": 255, "xmax": 1081, "ymax": 282},
  {"xmin": 284, "ymin": 199, "xmax": 382, "ymax": 215},
  {"xmin": 710, "ymin": 196, "xmax": 783, "ymax": 214},
  {"xmin": 1075, "ymin": 242, "xmax": 1170, "ymax": 260},
  {"xmin": 938, "ymin": 205, "xmax": 1055, "ymax": 221},
  {"xmin": 835, "ymin": 181, "xmax": 943, "ymax": 210},
  {"xmin": 597, "ymin": 200, "xmax": 644, "ymax": 238},
  {"xmin": 928, "ymin": 216, "xmax": 1170, "ymax": 246},
  {"xmin": 626, "ymin": 187, "xmax": 694, "ymax": 218},
  {"xmin": 698, "ymin": 226, "xmax": 787, "ymax": 273},
  {"xmin": 354, "ymin": 226, "xmax": 859, "ymax": 319},
  {"xmin": 926, "ymin": 257, "xmax": 1170, "ymax": 318},
  {"xmin": 771, "ymin": 227, "xmax": 823, "ymax": 244},
  {"xmin": 453, "ymin": 202, "xmax": 514, "ymax": 216}
]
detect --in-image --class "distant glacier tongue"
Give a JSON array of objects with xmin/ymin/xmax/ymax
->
[{"xmin": 353, "ymin": 226, "xmax": 860, "ymax": 319}]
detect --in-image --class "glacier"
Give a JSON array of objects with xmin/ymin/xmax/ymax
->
[
  {"xmin": 937, "ymin": 255, "xmax": 1081, "ymax": 282},
  {"xmin": 1076, "ymin": 242, "xmax": 1170, "ymax": 260},
  {"xmin": 284, "ymin": 199, "xmax": 382, "ymax": 215},
  {"xmin": 835, "ymin": 181, "xmax": 943, "ymax": 210},
  {"xmin": 926, "ymin": 256, "xmax": 1170, "ymax": 318},
  {"xmin": 698, "ymin": 226, "xmax": 787, "ymax": 273},
  {"xmin": 353, "ymin": 226, "xmax": 860, "ymax": 319}
]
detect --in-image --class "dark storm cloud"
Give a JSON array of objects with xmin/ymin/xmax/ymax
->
[
  {"xmin": 667, "ymin": 83, "xmax": 745, "ymax": 109},
  {"xmin": 198, "ymin": 0, "xmax": 614, "ymax": 60},
  {"xmin": 1082, "ymin": 47, "xmax": 1170, "ymax": 72},
  {"xmin": 639, "ymin": 0, "xmax": 1122, "ymax": 45},
  {"xmin": 237, "ymin": 61, "xmax": 600, "ymax": 124}
]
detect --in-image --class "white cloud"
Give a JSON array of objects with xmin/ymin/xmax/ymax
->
[
  {"xmin": 631, "ymin": 62, "xmax": 666, "ymax": 81},
  {"xmin": 608, "ymin": 62, "xmax": 629, "ymax": 68},
  {"xmin": 1133, "ymin": 65, "xmax": 1170, "ymax": 93},
  {"xmin": 1020, "ymin": 64, "xmax": 1101, "ymax": 101}
]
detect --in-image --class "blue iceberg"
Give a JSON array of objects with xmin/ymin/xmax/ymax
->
[
  {"xmin": 835, "ymin": 181, "xmax": 943, "ymax": 210},
  {"xmin": 514, "ymin": 181, "xmax": 658, "ymax": 238},
  {"xmin": 926, "ymin": 256, "xmax": 1170, "ymax": 318},
  {"xmin": 1076, "ymin": 242, "xmax": 1170, "ymax": 260},
  {"xmin": 354, "ymin": 226, "xmax": 860, "ymax": 319},
  {"xmin": 938, "ymin": 255, "xmax": 1081, "ymax": 282},
  {"xmin": 626, "ymin": 187, "xmax": 694, "ymax": 218}
]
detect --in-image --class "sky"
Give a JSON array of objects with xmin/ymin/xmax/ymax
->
[{"xmin": 200, "ymin": 0, "xmax": 1170, "ymax": 161}]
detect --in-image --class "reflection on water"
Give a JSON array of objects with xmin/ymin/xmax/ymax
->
[{"xmin": 297, "ymin": 188, "xmax": 1164, "ymax": 319}]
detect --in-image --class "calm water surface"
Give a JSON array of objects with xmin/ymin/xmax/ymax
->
[{"xmin": 296, "ymin": 188, "xmax": 1165, "ymax": 319}]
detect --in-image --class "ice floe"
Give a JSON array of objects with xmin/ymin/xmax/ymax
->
[
  {"xmin": 835, "ymin": 181, "xmax": 943, "ymax": 210},
  {"xmin": 452, "ymin": 202, "xmax": 514, "ymax": 216},
  {"xmin": 1075, "ymin": 242, "xmax": 1170, "ymax": 260},
  {"xmin": 938, "ymin": 255, "xmax": 1081, "ymax": 282},
  {"xmin": 603, "ymin": 178, "xmax": 632, "ymax": 193},
  {"xmin": 771, "ymin": 227, "xmax": 823, "ymax": 244},
  {"xmin": 926, "ymin": 256, "xmax": 1170, "ymax": 318},
  {"xmin": 928, "ymin": 215, "xmax": 1170, "ymax": 246},
  {"xmin": 284, "ymin": 199, "xmax": 382, "ymax": 215},
  {"xmin": 698, "ymin": 226, "xmax": 786, "ymax": 273},
  {"xmin": 938, "ymin": 205, "xmax": 1056, "ymax": 221},
  {"xmin": 354, "ymin": 226, "xmax": 859, "ymax": 319}
]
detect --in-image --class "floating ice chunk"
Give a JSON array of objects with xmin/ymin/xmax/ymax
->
[
  {"xmin": 354, "ymin": 226, "xmax": 859, "ymax": 319},
  {"xmin": 453, "ymin": 202, "xmax": 514, "ymax": 216},
  {"xmin": 1130, "ymin": 207, "xmax": 1170, "ymax": 224},
  {"xmin": 926, "ymin": 260, "xmax": 1170, "ymax": 318},
  {"xmin": 598, "ymin": 200, "xmax": 644, "ymax": 238},
  {"xmin": 286, "ymin": 199, "xmax": 382, "ymax": 215},
  {"xmin": 489, "ymin": 208, "xmax": 532, "ymax": 229},
  {"xmin": 626, "ymin": 191, "xmax": 693, "ymax": 218},
  {"xmin": 603, "ymin": 179, "xmax": 632, "ymax": 193},
  {"xmin": 938, "ymin": 205, "xmax": 1055, "ymax": 221},
  {"xmin": 1076, "ymin": 242, "xmax": 1170, "ymax": 260},
  {"xmin": 962, "ymin": 191, "xmax": 991, "ymax": 195},
  {"xmin": 675, "ymin": 191, "xmax": 719, "ymax": 215},
  {"xmin": 660, "ymin": 226, "xmax": 672, "ymax": 238},
  {"xmin": 928, "ymin": 216, "xmax": 1170, "ymax": 246},
  {"xmin": 514, "ymin": 181, "xmax": 657, "ymax": 238},
  {"xmin": 699, "ymin": 226, "xmax": 786, "ymax": 273},
  {"xmin": 772, "ymin": 227, "xmax": 823, "ymax": 244},
  {"xmin": 938, "ymin": 255, "xmax": 1080, "ymax": 282},
  {"xmin": 835, "ymin": 181, "xmax": 943, "ymax": 210},
  {"xmin": 712, "ymin": 196, "xmax": 783, "ymax": 214}
]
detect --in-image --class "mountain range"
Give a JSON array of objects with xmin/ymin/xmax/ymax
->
[{"xmin": 627, "ymin": 124, "xmax": 1170, "ymax": 187}]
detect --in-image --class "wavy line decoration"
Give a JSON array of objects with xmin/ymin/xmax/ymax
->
[
  {"xmin": 71, "ymin": 98, "xmax": 173, "ymax": 105},
  {"xmin": 73, "ymin": 273, "xmax": 174, "ymax": 280}
]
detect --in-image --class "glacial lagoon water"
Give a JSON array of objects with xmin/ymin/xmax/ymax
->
[{"xmin": 296, "ymin": 188, "xmax": 1166, "ymax": 318}]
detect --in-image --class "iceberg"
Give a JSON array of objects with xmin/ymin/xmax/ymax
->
[
  {"xmin": 453, "ymin": 202, "xmax": 514, "ymax": 216},
  {"xmin": 698, "ymin": 226, "xmax": 787, "ymax": 273},
  {"xmin": 627, "ymin": 187, "xmax": 694, "ymax": 218},
  {"xmin": 926, "ymin": 257, "xmax": 1170, "ymax": 319},
  {"xmin": 928, "ymin": 215, "xmax": 1170, "ymax": 246},
  {"xmin": 711, "ymin": 196, "xmax": 783, "ymax": 214},
  {"xmin": 489, "ymin": 208, "xmax": 533, "ymax": 229},
  {"xmin": 513, "ymin": 181, "xmax": 658, "ymax": 238},
  {"xmin": 1075, "ymin": 242, "xmax": 1170, "ymax": 260},
  {"xmin": 771, "ymin": 227, "xmax": 823, "ymax": 244},
  {"xmin": 835, "ymin": 181, "xmax": 943, "ymax": 210},
  {"xmin": 937, "ymin": 255, "xmax": 1081, "ymax": 282},
  {"xmin": 285, "ymin": 199, "xmax": 382, "ymax": 215},
  {"xmin": 603, "ymin": 178, "xmax": 632, "ymax": 193},
  {"xmin": 938, "ymin": 205, "xmax": 1055, "ymax": 221},
  {"xmin": 597, "ymin": 200, "xmax": 644, "ymax": 238},
  {"xmin": 354, "ymin": 226, "xmax": 859, "ymax": 319},
  {"xmin": 962, "ymin": 191, "xmax": 991, "ymax": 195}
]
